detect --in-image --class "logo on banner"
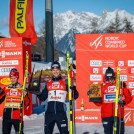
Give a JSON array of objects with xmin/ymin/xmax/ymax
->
[
  {"xmin": 15, "ymin": 0, "xmax": 28, "ymax": 33},
  {"xmin": 0, "ymin": 60, "xmax": 19, "ymax": 66},
  {"xmin": 105, "ymin": 36, "xmax": 127, "ymax": 48},
  {"xmin": 52, "ymin": 82, "xmax": 60, "ymax": 89},
  {"xmin": 108, "ymin": 86, "xmax": 116, "ymax": 93},
  {"xmin": 0, "ymin": 40, "xmax": 3, "ymax": 48},
  {"xmin": 90, "ymin": 75, "xmax": 102, "ymax": 81},
  {"xmin": 0, "ymin": 67, "xmax": 15, "ymax": 76},
  {"xmin": 75, "ymin": 115, "xmax": 98, "ymax": 122},
  {"xmin": 120, "ymin": 75, "xmax": 127, "ymax": 81},
  {"xmin": 131, "ymin": 68, "xmax": 134, "ymax": 74},
  {"xmin": 128, "ymin": 60, "xmax": 134, "ymax": 66},
  {"xmin": 4, "ymin": 41, "xmax": 16, "ymax": 47},
  {"xmin": 0, "ymin": 51, "xmax": 22, "ymax": 58},
  {"xmin": 90, "ymin": 60, "xmax": 102, "ymax": 66},
  {"xmin": 23, "ymin": 41, "xmax": 31, "ymax": 46},
  {"xmin": 124, "ymin": 111, "xmax": 131, "ymax": 124},
  {"xmin": 93, "ymin": 68, "xmax": 99, "ymax": 73},
  {"xmin": 90, "ymin": 35, "xmax": 103, "ymax": 49},
  {"xmin": 118, "ymin": 61, "xmax": 124, "ymax": 66},
  {"xmin": 1, "ymin": 78, "xmax": 11, "ymax": 85},
  {"xmin": 129, "ymin": 82, "xmax": 134, "ymax": 88},
  {"xmin": 103, "ymin": 61, "xmax": 114, "ymax": 66}
]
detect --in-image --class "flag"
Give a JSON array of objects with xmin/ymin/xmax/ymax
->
[{"xmin": 9, "ymin": 0, "xmax": 37, "ymax": 45}]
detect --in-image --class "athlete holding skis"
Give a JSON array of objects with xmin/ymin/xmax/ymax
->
[
  {"xmin": 87, "ymin": 67, "xmax": 133, "ymax": 134},
  {"xmin": 28, "ymin": 61, "xmax": 79, "ymax": 134},
  {"xmin": 0, "ymin": 68, "xmax": 29, "ymax": 134}
]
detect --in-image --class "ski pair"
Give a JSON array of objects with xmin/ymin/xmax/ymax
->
[
  {"xmin": 19, "ymin": 53, "xmax": 29, "ymax": 134},
  {"xmin": 114, "ymin": 66, "xmax": 123, "ymax": 134},
  {"xmin": 67, "ymin": 51, "xmax": 76, "ymax": 134}
]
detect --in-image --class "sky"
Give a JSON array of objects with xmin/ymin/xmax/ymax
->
[{"xmin": 0, "ymin": 0, "xmax": 134, "ymax": 37}]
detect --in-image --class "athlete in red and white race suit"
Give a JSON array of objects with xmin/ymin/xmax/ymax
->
[
  {"xmin": 0, "ymin": 68, "xmax": 29, "ymax": 134},
  {"xmin": 88, "ymin": 67, "xmax": 133, "ymax": 134},
  {"xmin": 28, "ymin": 61, "xmax": 79, "ymax": 134}
]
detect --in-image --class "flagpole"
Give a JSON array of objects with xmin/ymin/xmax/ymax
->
[{"xmin": 45, "ymin": 0, "xmax": 54, "ymax": 62}]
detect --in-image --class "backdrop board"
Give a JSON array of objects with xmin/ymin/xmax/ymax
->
[
  {"xmin": 75, "ymin": 33, "xmax": 134, "ymax": 126},
  {"xmin": 0, "ymin": 37, "xmax": 32, "ymax": 116}
]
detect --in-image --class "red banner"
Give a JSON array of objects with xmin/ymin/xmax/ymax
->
[
  {"xmin": 0, "ymin": 37, "xmax": 32, "ymax": 116},
  {"xmin": 76, "ymin": 33, "xmax": 134, "ymax": 126},
  {"xmin": 9, "ymin": 0, "xmax": 37, "ymax": 45}
]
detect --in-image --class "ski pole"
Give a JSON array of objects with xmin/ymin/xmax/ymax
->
[
  {"xmin": 72, "ymin": 90, "xmax": 76, "ymax": 134},
  {"xmin": 119, "ymin": 81, "xmax": 123, "ymax": 134}
]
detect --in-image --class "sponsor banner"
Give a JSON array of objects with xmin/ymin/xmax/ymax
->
[
  {"xmin": 9, "ymin": 0, "xmax": 37, "ymax": 45},
  {"xmin": 76, "ymin": 33, "xmax": 134, "ymax": 125},
  {"xmin": 0, "ymin": 40, "xmax": 17, "ymax": 48},
  {"xmin": 90, "ymin": 67, "xmax": 102, "ymax": 74},
  {"xmin": 120, "ymin": 67, "xmax": 128, "ymax": 75},
  {"xmin": 75, "ymin": 111, "xmax": 101, "ymax": 123},
  {"xmin": 0, "ymin": 50, "xmax": 22, "ymax": 59},
  {"xmin": 124, "ymin": 110, "xmax": 134, "ymax": 126},
  {"xmin": 0, "ymin": 37, "xmax": 32, "ymax": 117},
  {"xmin": 90, "ymin": 60, "xmax": 102, "ymax": 67},
  {"xmin": 90, "ymin": 75, "xmax": 102, "ymax": 81},
  {"xmin": 118, "ymin": 61, "xmax": 125, "ymax": 66},
  {"xmin": 0, "ymin": 60, "xmax": 19, "ymax": 66},
  {"xmin": 128, "ymin": 75, "xmax": 134, "ymax": 81},
  {"xmin": 0, "ymin": 77, "xmax": 11, "ymax": 85},
  {"xmin": 129, "ymin": 82, "xmax": 134, "ymax": 89},
  {"xmin": 120, "ymin": 75, "xmax": 127, "ymax": 81},
  {"xmin": 103, "ymin": 60, "xmax": 114, "ymax": 67},
  {"xmin": 128, "ymin": 60, "xmax": 134, "ymax": 67},
  {"xmin": 0, "ymin": 67, "xmax": 15, "ymax": 76}
]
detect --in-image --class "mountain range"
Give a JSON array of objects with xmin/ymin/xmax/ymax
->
[{"xmin": 39, "ymin": 9, "xmax": 134, "ymax": 58}]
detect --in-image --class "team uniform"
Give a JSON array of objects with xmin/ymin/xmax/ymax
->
[
  {"xmin": 91, "ymin": 67, "xmax": 133, "ymax": 134},
  {"xmin": 38, "ymin": 76, "xmax": 79, "ymax": 134},
  {"xmin": 95, "ymin": 82, "xmax": 132, "ymax": 134},
  {"xmin": 0, "ymin": 82, "xmax": 29, "ymax": 134}
]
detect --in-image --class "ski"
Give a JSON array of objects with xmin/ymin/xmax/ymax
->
[
  {"xmin": 67, "ymin": 51, "xmax": 73, "ymax": 134},
  {"xmin": 19, "ymin": 53, "xmax": 29, "ymax": 134},
  {"xmin": 114, "ymin": 66, "xmax": 120, "ymax": 134},
  {"xmin": 119, "ymin": 81, "xmax": 123, "ymax": 134}
]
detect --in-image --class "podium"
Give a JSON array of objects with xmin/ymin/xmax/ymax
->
[{"xmin": 0, "ymin": 37, "xmax": 32, "ymax": 116}]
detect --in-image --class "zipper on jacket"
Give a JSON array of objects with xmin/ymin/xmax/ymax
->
[
  {"xmin": 112, "ymin": 103, "xmax": 113, "ymax": 117},
  {"xmin": 54, "ymin": 90, "xmax": 56, "ymax": 114},
  {"xmin": 54, "ymin": 101, "xmax": 56, "ymax": 114},
  {"xmin": 11, "ymin": 108, "xmax": 13, "ymax": 119}
]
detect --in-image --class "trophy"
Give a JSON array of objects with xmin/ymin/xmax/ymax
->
[
  {"xmin": 88, "ymin": 83, "xmax": 102, "ymax": 102},
  {"xmin": 27, "ymin": 65, "xmax": 42, "ymax": 95}
]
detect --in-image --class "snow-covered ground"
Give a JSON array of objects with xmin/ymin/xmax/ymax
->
[{"xmin": 0, "ymin": 113, "xmax": 134, "ymax": 134}]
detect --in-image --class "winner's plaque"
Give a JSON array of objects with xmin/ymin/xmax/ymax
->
[{"xmin": 88, "ymin": 83, "xmax": 102, "ymax": 102}]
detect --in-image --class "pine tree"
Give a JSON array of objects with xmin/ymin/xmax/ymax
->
[
  {"xmin": 124, "ymin": 17, "xmax": 134, "ymax": 33},
  {"xmin": 106, "ymin": 11, "xmax": 123, "ymax": 33},
  {"xmin": 32, "ymin": 20, "xmax": 59, "ymax": 61},
  {"xmin": 89, "ymin": 20, "xmax": 99, "ymax": 34}
]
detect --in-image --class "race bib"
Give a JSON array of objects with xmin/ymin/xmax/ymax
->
[{"xmin": 48, "ymin": 90, "xmax": 67, "ymax": 103}]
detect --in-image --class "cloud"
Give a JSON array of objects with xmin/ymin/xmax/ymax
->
[{"xmin": 0, "ymin": 16, "xmax": 9, "ymax": 30}]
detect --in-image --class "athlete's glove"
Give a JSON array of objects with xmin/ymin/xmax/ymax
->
[
  {"xmin": 0, "ymin": 87, "xmax": 3, "ymax": 94},
  {"xmin": 70, "ymin": 86, "xmax": 76, "ymax": 91},
  {"xmin": 87, "ymin": 90, "xmax": 92, "ymax": 96},
  {"xmin": 118, "ymin": 100, "xmax": 126, "ymax": 106},
  {"xmin": 123, "ymin": 82, "xmax": 126, "ymax": 88}
]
